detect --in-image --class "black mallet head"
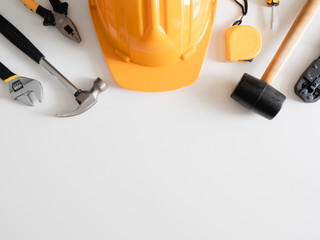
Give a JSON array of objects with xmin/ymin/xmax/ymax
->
[{"xmin": 231, "ymin": 73, "xmax": 286, "ymax": 120}]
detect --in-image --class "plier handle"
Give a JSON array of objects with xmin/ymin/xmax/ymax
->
[{"xmin": 21, "ymin": 0, "xmax": 81, "ymax": 43}]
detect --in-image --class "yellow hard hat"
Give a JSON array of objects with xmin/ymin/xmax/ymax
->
[{"xmin": 89, "ymin": 0, "xmax": 218, "ymax": 92}]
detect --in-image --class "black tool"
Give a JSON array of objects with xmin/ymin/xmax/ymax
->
[{"xmin": 295, "ymin": 57, "xmax": 320, "ymax": 103}]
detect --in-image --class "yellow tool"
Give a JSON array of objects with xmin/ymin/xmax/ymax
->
[
  {"xmin": 267, "ymin": 0, "xmax": 280, "ymax": 29},
  {"xmin": 226, "ymin": 25, "xmax": 262, "ymax": 62},
  {"xmin": 21, "ymin": 0, "xmax": 81, "ymax": 42},
  {"xmin": 225, "ymin": 0, "xmax": 262, "ymax": 62}
]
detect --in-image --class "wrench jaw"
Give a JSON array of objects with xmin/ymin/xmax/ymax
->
[
  {"xmin": 8, "ymin": 77, "xmax": 43, "ymax": 106},
  {"xmin": 56, "ymin": 78, "xmax": 108, "ymax": 117}
]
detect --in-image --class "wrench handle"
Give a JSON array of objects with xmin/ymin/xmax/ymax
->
[
  {"xmin": 0, "ymin": 62, "xmax": 15, "ymax": 81},
  {"xmin": 262, "ymin": 0, "xmax": 320, "ymax": 85},
  {"xmin": 0, "ymin": 14, "xmax": 45, "ymax": 64}
]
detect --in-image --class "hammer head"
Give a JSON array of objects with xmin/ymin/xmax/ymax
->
[
  {"xmin": 57, "ymin": 78, "xmax": 108, "ymax": 117},
  {"xmin": 231, "ymin": 73, "xmax": 286, "ymax": 120}
]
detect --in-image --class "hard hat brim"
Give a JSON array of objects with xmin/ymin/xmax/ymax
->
[{"xmin": 89, "ymin": 1, "xmax": 217, "ymax": 92}]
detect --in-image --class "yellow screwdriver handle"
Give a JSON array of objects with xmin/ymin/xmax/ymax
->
[
  {"xmin": 267, "ymin": 0, "xmax": 280, "ymax": 6},
  {"xmin": 21, "ymin": 0, "xmax": 39, "ymax": 13}
]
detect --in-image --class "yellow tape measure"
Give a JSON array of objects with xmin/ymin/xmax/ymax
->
[{"xmin": 225, "ymin": 0, "xmax": 262, "ymax": 62}]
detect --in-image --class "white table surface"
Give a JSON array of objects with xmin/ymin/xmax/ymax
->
[{"xmin": 1, "ymin": 0, "xmax": 320, "ymax": 239}]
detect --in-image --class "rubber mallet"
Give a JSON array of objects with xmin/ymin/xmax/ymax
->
[{"xmin": 231, "ymin": 0, "xmax": 320, "ymax": 119}]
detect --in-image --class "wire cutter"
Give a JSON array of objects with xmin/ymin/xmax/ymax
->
[{"xmin": 21, "ymin": 0, "xmax": 81, "ymax": 43}]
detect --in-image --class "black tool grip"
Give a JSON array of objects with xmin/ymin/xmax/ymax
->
[
  {"xmin": 0, "ymin": 14, "xmax": 44, "ymax": 64},
  {"xmin": 36, "ymin": 6, "xmax": 55, "ymax": 26},
  {"xmin": 0, "ymin": 62, "xmax": 15, "ymax": 81},
  {"xmin": 49, "ymin": 0, "xmax": 69, "ymax": 15}
]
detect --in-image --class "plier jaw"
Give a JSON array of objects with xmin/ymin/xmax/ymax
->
[{"xmin": 54, "ymin": 13, "xmax": 81, "ymax": 43}]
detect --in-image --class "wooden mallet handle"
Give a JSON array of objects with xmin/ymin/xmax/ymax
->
[{"xmin": 262, "ymin": 0, "xmax": 320, "ymax": 85}]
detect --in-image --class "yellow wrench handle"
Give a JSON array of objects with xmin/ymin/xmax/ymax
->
[{"xmin": 21, "ymin": 0, "xmax": 39, "ymax": 13}]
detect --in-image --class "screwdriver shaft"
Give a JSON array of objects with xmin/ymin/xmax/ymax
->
[
  {"xmin": 268, "ymin": 0, "xmax": 279, "ymax": 30},
  {"xmin": 272, "ymin": 5, "xmax": 275, "ymax": 29}
]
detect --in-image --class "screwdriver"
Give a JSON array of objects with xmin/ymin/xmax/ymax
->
[{"xmin": 267, "ymin": 0, "xmax": 280, "ymax": 29}]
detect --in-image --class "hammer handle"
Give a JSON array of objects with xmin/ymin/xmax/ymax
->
[
  {"xmin": 0, "ymin": 14, "xmax": 45, "ymax": 64},
  {"xmin": 262, "ymin": 0, "xmax": 320, "ymax": 85}
]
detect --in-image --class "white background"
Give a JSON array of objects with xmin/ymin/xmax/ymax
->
[{"xmin": 1, "ymin": 0, "xmax": 320, "ymax": 239}]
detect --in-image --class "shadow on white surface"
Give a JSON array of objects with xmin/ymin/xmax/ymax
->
[{"xmin": 194, "ymin": 74, "xmax": 255, "ymax": 117}]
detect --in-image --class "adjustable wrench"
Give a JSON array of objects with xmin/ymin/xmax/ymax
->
[{"xmin": 0, "ymin": 62, "xmax": 42, "ymax": 105}]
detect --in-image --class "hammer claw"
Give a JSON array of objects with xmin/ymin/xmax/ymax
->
[
  {"xmin": 56, "ymin": 99, "xmax": 96, "ymax": 117},
  {"xmin": 56, "ymin": 78, "xmax": 108, "ymax": 117}
]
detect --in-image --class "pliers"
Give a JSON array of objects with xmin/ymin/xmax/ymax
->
[{"xmin": 21, "ymin": 0, "xmax": 81, "ymax": 43}]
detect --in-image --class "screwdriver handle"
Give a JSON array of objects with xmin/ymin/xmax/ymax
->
[
  {"xmin": 0, "ymin": 14, "xmax": 45, "ymax": 64},
  {"xmin": 0, "ymin": 62, "xmax": 15, "ymax": 81},
  {"xmin": 262, "ymin": 0, "xmax": 320, "ymax": 85},
  {"xmin": 267, "ymin": 0, "xmax": 280, "ymax": 7}
]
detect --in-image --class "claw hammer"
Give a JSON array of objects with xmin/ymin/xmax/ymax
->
[{"xmin": 0, "ymin": 14, "xmax": 107, "ymax": 117}]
